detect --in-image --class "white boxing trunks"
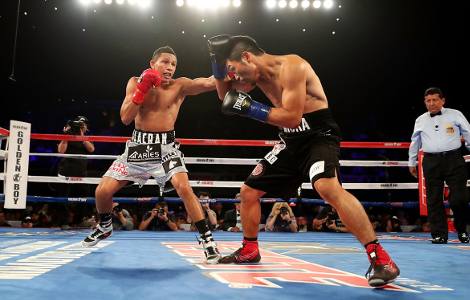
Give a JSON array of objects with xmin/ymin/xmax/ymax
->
[{"xmin": 104, "ymin": 129, "xmax": 188, "ymax": 189}]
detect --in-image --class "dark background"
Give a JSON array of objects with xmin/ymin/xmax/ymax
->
[{"xmin": 0, "ymin": 0, "xmax": 468, "ymax": 199}]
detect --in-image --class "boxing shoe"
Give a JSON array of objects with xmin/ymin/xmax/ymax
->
[
  {"xmin": 431, "ymin": 236, "xmax": 448, "ymax": 244},
  {"xmin": 458, "ymin": 232, "xmax": 469, "ymax": 243},
  {"xmin": 198, "ymin": 233, "xmax": 221, "ymax": 264},
  {"xmin": 82, "ymin": 224, "xmax": 112, "ymax": 247},
  {"xmin": 218, "ymin": 240, "xmax": 261, "ymax": 264},
  {"xmin": 365, "ymin": 242, "xmax": 400, "ymax": 288}
]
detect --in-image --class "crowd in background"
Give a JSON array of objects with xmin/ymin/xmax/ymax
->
[{"xmin": 0, "ymin": 190, "xmax": 439, "ymax": 234}]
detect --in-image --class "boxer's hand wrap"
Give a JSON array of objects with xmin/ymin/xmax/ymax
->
[
  {"xmin": 208, "ymin": 35, "xmax": 232, "ymax": 79},
  {"xmin": 132, "ymin": 68, "xmax": 162, "ymax": 105},
  {"xmin": 221, "ymin": 90, "xmax": 271, "ymax": 123}
]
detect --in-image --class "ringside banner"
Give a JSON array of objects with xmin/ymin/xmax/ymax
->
[{"xmin": 4, "ymin": 120, "xmax": 31, "ymax": 209}]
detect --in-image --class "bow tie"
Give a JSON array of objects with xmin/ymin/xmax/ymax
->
[{"xmin": 430, "ymin": 111, "xmax": 442, "ymax": 117}]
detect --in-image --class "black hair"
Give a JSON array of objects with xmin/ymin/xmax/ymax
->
[
  {"xmin": 227, "ymin": 35, "xmax": 265, "ymax": 61},
  {"xmin": 156, "ymin": 201, "xmax": 168, "ymax": 208},
  {"xmin": 424, "ymin": 87, "xmax": 444, "ymax": 98},
  {"xmin": 151, "ymin": 46, "xmax": 176, "ymax": 60},
  {"xmin": 198, "ymin": 191, "xmax": 211, "ymax": 198}
]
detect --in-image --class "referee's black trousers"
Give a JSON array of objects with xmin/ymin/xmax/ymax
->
[{"xmin": 423, "ymin": 150, "xmax": 469, "ymax": 237}]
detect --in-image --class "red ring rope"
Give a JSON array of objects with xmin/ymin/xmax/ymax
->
[{"xmin": 0, "ymin": 127, "xmax": 411, "ymax": 148}]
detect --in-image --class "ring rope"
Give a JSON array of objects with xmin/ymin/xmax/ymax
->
[
  {"xmin": 0, "ymin": 127, "xmax": 411, "ymax": 148},
  {"xmin": 28, "ymin": 152, "xmax": 413, "ymax": 166},
  {"xmin": 0, "ymin": 173, "xmax": 421, "ymax": 189},
  {"xmin": 3, "ymin": 173, "xmax": 469, "ymax": 189},
  {"xmin": 0, "ymin": 193, "xmax": 422, "ymax": 208}
]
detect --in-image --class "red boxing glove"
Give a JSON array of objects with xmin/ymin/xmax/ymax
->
[{"xmin": 132, "ymin": 68, "xmax": 162, "ymax": 105}]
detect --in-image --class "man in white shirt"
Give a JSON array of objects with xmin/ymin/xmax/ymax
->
[{"xmin": 408, "ymin": 87, "xmax": 470, "ymax": 244}]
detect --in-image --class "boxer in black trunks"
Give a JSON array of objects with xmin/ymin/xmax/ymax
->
[{"xmin": 207, "ymin": 35, "xmax": 400, "ymax": 287}]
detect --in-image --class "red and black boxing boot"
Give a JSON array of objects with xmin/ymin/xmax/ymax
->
[
  {"xmin": 365, "ymin": 240, "xmax": 400, "ymax": 287},
  {"xmin": 218, "ymin": 238, "xmax": 261, "ymax": 264}
]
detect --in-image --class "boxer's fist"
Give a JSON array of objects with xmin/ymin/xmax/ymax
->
[
  {"xmin": 221, "ymin": 90, "xmax": 271, "ymax": 122},
  {"xmin": 208, "ymin": 34, "xmax": 232, "ymax": 79},
  {"xmin": 132, "ymin": 68, "xmax": 162, "ymax": 105}
]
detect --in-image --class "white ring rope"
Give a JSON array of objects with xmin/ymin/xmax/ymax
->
[
  {"xmin": 1, "ymin": 173, "xmax": 469, "ymax": 189},
  {"xmin": 28, "ymin": 152, "xmax": 413, "ymax": 167}
]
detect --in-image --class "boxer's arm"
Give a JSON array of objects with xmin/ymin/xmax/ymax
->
[
  {"xmin": 215, "ymin": 76, "xmax": 255, "ymax": 99},
  {"xmin": 120, "ymin": 77, "xmax": 140, "ymax": 126},
  {"xmin": 180, "ymin": 76, "xmax": 216, "ymax": 97},
  {"xmin": 215, "ymin": 79, "xmax": 232, "ymax": 100},
  {"xmin": 221, "ymin": 61, "xmax": 305, "ymax": 127},
  {"xmin": 268, "ymin": 60, "xmax": 306, "ymax": 128}
]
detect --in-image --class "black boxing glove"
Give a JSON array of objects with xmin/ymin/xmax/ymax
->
[
  {"xmin": 221, "ymin": 90, "xmax": 271, "ymax": 123},
  {"xmin": 208, "ymin": 34, "xmax": 232, "ymax": 79}
]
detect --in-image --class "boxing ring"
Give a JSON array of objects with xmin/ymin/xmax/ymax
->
[{"xmin": 1, "ymin": 122, "xmax": 470, "ymax": 299}]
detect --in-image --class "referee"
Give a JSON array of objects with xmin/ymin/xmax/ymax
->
[{"xmin": 408, "ymin": 87, "xmax": 470, "ymax": 244}]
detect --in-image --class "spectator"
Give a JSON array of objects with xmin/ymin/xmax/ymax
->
[
  {"xmin": 57, "ymin": 116, "xmax": 95, "ymax": 228},
  {"xmin": 0, "ymin": 210, "xmax": 11, "ymax": 227},
  {"xmin": 197, "ymin": 192, "xmax": 218, "ymax": 230},
  {"xmin": 408, "ymin": 87, "xmax": 470, "ymax": 244},
  {"xmin": 57, "ymin": 115, "xmax": 95, "ymax": 195},
  {"xmin": 112, "ymin": 202, "xmax": 134, "ymax": 230},
  {"xmin": 175, "ymin": 213, "xmax": 191, "ymax": 231},
  {"xmin": 222, "ymin": 193, "xmax": 243, "ymax": 232},
  {"xmin": 296, "ymin": 216, "xmax": 308, "ymax": 232},
  {"xmin": 211, "ymin": 201, "xmax": 225, "ymax": 228},
  {"xmin": 265, "ymin": 202, "xmax": 298, "ymax": 233},
  {"xmin": 312, "ymin": 205, "xmax": 349, "ymax": 233},
  {"xmin": 139, "ymin": 202, "xmax": 178, "ymax": 231},
  {"xmin": 21, "ymin": 216, "xmax": 33, "ymax": 228},
  {"xmin": 386, "ymin": 216, "xmax": 402, "ymax": 233}
]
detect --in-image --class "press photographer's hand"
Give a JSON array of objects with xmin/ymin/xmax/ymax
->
[
  {"xmin": 279, "ymin": 207, "xmax": 290, "ymax": 221},
  {"xmin": 157, "ymin": 209, "xmax": 168, "ymax": 222},
  {"xmin": 112, "ymin": 203, "xmax": 123, "ymax": 216},
  {"xmin": 280, "ymin": 212, "xmax": 291, "ymax": 221}
]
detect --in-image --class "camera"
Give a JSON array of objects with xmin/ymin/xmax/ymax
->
[
  {"xmin": 65, "ymin": 115, "xmax": 89, "ymax": 135},
  {"xmin": 326, "ymin": 211, "xmax": 335, "ymax": 224},
  {"xmin": 152, "ymin": 208, "xmax": 165, "ymax": 215},
  {"xmin": 65, "ymin": 120, "xmax": 83, "ymax": 135},
  {"xmin": 113, "ymin": 205, "xmax": 122, "ymax": 213},
  {"xmin": 280, "ymin": 206, "xmax": 288, "ymax": 216}
]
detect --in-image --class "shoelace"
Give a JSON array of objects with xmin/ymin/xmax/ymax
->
[
  {"xmin": 196, "ymin": 235, "xmax": 215, "ymax": 253},
  {"xmin": 196, "ymin": 235, "xmax": 217, "ymax": 254},
  {"xmin": 365, "ymin": 251, "xmax": 376, "ymax": 279},
  {"xmin": 90, "ymin": 228, "xmax": 104, "ymax": 238}
]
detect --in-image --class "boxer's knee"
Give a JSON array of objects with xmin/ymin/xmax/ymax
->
[
  {"xmin": 314, "ymin": 177, "xmax": 344, "ymax": 205},
  {"xmin": 95, "ymin": 182, "xmax": 114, "ymax": 201},
  {"xmin": 173, "ymin": 180, "xmax": 193, "ymax": 198},
  {"xmin": 240, "ymin": 184, "xmax": 264, "ymax": 205}
]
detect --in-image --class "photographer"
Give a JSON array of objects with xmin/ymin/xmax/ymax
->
[
  {"xmin": 187, "ymin": 192, "xmax": 218, "ymax": 231},
  {"xmin": 57, "ymin": 115, "xmax": 95, "ymax": 193},
  {"xmin": 265, "ymin": 202, "xmax": 298, "ymax": 233},
  {"xmin": 139, "ymin": 202, "xmax": 177, "ymax": 231},
  {"xmin": 112, "ymin": 202, "xmax": 134, "ymax": 230},
  {"xmin": 21, "ymin": 215, "xmax": 33, "ymax": 228},
  {"xmin": 222, "ymin": 193, "xmax": 243, "ymax": 232},
  {"xmin": 312, "ymin": 205, "xmax": 349, "ymax": 233},
  {"xmin": 56, "ymin": 116, "xmax": 95, "ymax": 228}
]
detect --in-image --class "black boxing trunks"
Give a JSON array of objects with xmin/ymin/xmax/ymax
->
[{"xmin": 245, "ymin": 108, "xmax": 342, "ymax": 198}]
